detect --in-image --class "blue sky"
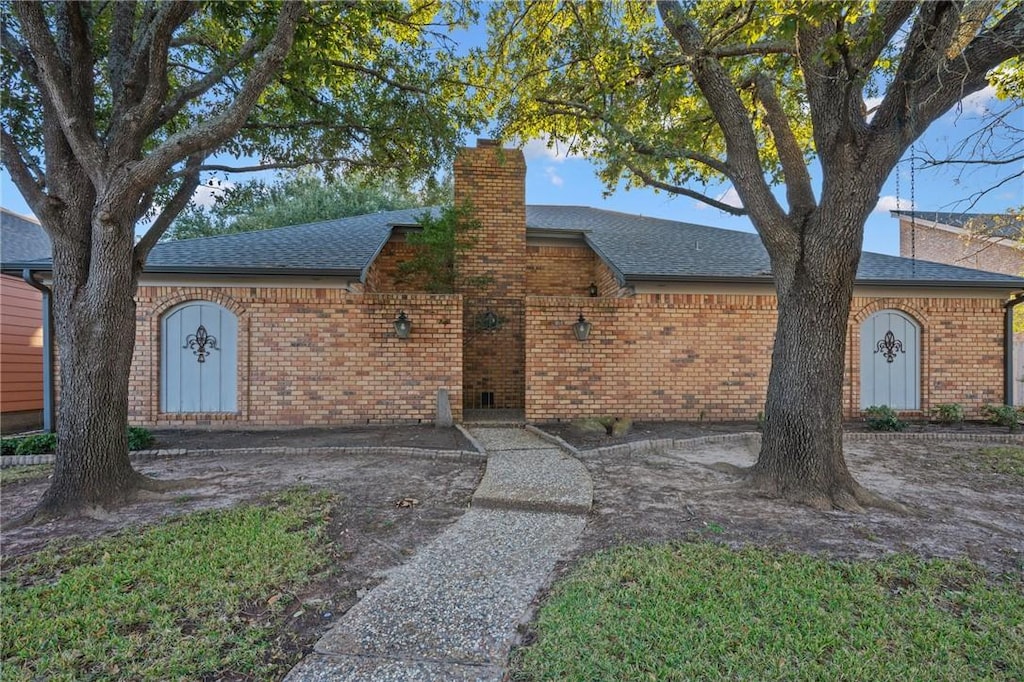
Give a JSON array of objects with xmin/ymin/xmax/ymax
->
[{"xmin": 2, "ymin": 49, "xmax": 1020, "ymax": 258}]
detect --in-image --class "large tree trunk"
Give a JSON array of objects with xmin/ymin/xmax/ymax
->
[
  {"xmin": 35, "ymin": 210, "xmax": 145, "ymax": 517},
  {"xmin": 749, "ymin": 207, "xmax": 880, "ymax": 512}
]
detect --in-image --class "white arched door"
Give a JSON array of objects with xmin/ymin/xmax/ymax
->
[
  {"xmin": 161, "ymin": 302, "xmax": 237, "ymax": 413},
  {"xmin": 860, "ymin": 310, "xmax": 920, "ymax": 410}
]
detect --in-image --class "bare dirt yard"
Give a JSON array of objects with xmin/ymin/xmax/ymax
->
[{"xmin": 560, "ymin": 429, "xmax": 1024, "ymax": 576}]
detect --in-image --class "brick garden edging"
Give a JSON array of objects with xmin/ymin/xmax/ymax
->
[
  {"xmin": 0, "ymin": 446, "xmax": 485, "ymax": 469},
  {"xmin": 528, "ymin": 428, "xmax": 1024, "ymax": 461}
]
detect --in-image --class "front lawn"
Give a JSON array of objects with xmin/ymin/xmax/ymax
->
[
  {"xmin": 2, "ymin": 487, "xmax": 335, "ymax": 681},
  {"xmin": 512, "ymin": 543, "xmax": 1023, "ymax": 681}
]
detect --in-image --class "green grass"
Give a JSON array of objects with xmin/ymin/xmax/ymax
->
[
  {"xmin": 512, "ymin": 543, "xmax": 1024, "ymax": 681},
  {"xmin": 0, "ymin": 464, "xmax": 52, "ymax": 486},
  {"xmin": 975, "ymin": 446, "xmax": 1024, "ymax": 478},
  {"xmin": 2, "ymin": 486, "xmax": 335, "ymax": 681}
]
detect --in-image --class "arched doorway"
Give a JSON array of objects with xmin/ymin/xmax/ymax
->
[
  {"xmin": 161, "ymin": 301, "xmax": 238, "ymax": 413},
  {"xmin": 860, "ymin": 309, "xmax": 920, "ymax": 410}
]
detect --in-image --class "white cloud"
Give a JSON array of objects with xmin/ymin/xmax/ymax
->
[
  {"xmin": 960, "ymin": 85, "xmax": 998, "ymax": 115},
  {"xmin": 521, "ymin": 134, "xmax": 584, "ymax": 162},
  {"xmin": 544, "ymin": 166, "xmax": 564, "ymax": 187},
  {"xmin": 874, "ymin": 195, "xmax": 915, "ymax": 213},
  {"xmin": 191, "ymin": 179, "xmax": 234, "ymax": 207}
]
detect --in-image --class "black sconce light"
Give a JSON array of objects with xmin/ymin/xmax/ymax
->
[
  {"xmin": 394, "ymin": 311, "xmax": 412, "ymax": 339},
  {"xmin": 588, "ymin": 282, "xmax": 599, "ymax": 297},
  {"xmin": 573, "ymin": 312, "xmax": 592, "ymax": 341}
]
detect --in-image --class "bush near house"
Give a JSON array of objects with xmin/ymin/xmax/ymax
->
[
  {"xmin": 983, "ymin": 404, "xmax": 1023, "ymax": 432},
  {"xmin": 931, "ymin": 403, "xmax": 965, "ymax": 426},
  {"xmin": 2, "ymin": 427, "xmax": 154, "ymax": 457},
  {"xmin": 863, "ymin": 405, "xmax": 907, "ymax": 432}
]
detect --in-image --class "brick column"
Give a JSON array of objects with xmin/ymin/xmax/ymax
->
[{"xmin": 455, "ymin": 141, "xmax": 528, "ymax": 411}]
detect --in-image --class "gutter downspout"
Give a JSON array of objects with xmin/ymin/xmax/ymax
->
[
  {"xmin": 22, "ymin": 269, "xmax": 54, "ymax": 433},
  {"xmin": 1004, "ymin": 293, "xmax": 1024, "ymax": 407}
]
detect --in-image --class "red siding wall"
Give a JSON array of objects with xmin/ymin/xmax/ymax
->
[{"xmin": 0, "ymin": 274, "xmax": 44, "ymax": 416}]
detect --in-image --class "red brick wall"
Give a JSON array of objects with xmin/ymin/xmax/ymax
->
[
  {"xmin": 526, "ymin": 244, "xmax": 600, "ymax": 296},
  {"xmin": 130, "ymin": 287, "xmax": 462, "ymax": 426},
  {"xmin": 526, "ymin": 292, "xmax": 1007, "ymax": 422},
  {"xmin": 455, "ymin": 142, "xmax": 528, "ymax": 408},
  {"xmin": 900, "ymin": 220, "xmax": 1023, "ymax": 276}
]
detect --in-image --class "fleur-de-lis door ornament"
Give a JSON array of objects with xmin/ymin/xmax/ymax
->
[
  {"xmin": 874, "ymin": 330, "xmax": 904, "ymax": 363},
  {"xmin": 184, "ymin": 324, "xmax": 219, "ymax": 363}
]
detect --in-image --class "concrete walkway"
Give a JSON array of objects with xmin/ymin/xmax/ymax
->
[{"xmin": 284, "ymin": 426, "xmax": 592, "ymax": 682}]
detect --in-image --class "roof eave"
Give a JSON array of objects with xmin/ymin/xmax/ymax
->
[{"xmin": 624, "ymin": 273, "xmax": 1024, "ymax": 290}]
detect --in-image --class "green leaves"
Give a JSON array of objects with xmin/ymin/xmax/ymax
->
[{"xmin": 165, "ymin": 169, "xmax": 450, "ymax": 240}]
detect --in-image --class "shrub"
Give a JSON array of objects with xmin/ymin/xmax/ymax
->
[
  {"xmin": 4, "ymin": 427, "xmax": 155, "ymax": 456},
  {"xmin": 931, "ymin": 403, "xmax": 965, "ymax": 426},
  {"xmin": 983, "ymin": 404, "xmax": 1022, "ymax": 432},
  {"xmin": 863, "ymin": 405, "xmax": 906, "ymax": 432},
  {"xmin": 127, "ymin": 426, "xmax": 155, "ymax": 451},
  {"xmin": 14, "ymin": 433, "xmax": 57, "ymax": 456}
]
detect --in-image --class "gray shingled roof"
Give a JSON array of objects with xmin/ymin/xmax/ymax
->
[
  {"xmin": 144, "ymin": 207, "xmax": 438, "ymax": 276},
  {"xmin": 892, "ymin": 210, "xmax": 1024, "ymax": 240},
  {"xmin": 530, "ymin": 205, "xmax": 1024, "ymax": 286},
  {"xmin": 4, "ymin": 204, "xmax": 1022, "ymax": 288},
  {"xmin": 1, "ymin": 208, "xmax": 51, "ymax": 263}
]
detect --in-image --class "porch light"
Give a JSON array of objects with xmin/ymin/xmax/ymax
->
[
  {"xmin": 588, "ymin": 282, "xmax": 599, "ymax": 297},
  {"xmin": 573, "ymin": 312, "xmax": 592, "ymax": 342},
  {"xmin": 394, "ymin": 311, "xmax": 412, "ymax": 339}
]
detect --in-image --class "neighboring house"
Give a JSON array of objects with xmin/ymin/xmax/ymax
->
[
  {"xmin": 5, "ymin": 143, "xmax": 1023, "ymax": 428},
  {"xmin": 0, "ymin": 208, "xmax": 51, "ymax": 433},
  {"xmin": 892, "ymin": 210, "xmax": 1024, "ymax": 276},
  {"xmin": 893, "ymin": 210, "xmax": 1024, "ymax": 404}
]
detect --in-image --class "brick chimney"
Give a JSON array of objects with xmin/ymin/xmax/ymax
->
[
  {"xmin": 454, "ymin": 140, "xmax": 527, "ymax": 412},
  {"xmin": 453, "ymin": 140, "xmax": 527, "ymax": 298}
]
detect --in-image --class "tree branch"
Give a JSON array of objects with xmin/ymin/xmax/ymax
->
[
  {"xmin": 134, "ymin": 156, "xmax": 202, "ymax": 268},
  {"xmin": 116, "ymin": 2, "xmax": 198, "ymax": 153},
  {"xmin": 154, "ymin": 31, "xmax": 263, "ymax": 132},
  {"xmin": 656, "ymin": 1, "xmax": 788, "ymax": 234},
  {"xmin": 330, "ymin": 59, "xmax": 430, "ymax": 95},
  {"xmin": 1, "ymin": 128, "xmax": 51, "ymax": 224},
  {"xmin": 130, "ymin": 1, "xmax": 307, "ymax": 191},
  {"xmin": 712, "ymin": 41, "xmax": 794, "ymax": 58},
  {"xmin": 753, "ymin": 74, "xmax": 815, "ymax": 216},
  {"xmin": 535, "ymin": 96, "xmax": 732, "ymax": 177},
  {"xmin": 14, "ymin": 1, "xmax": 105, "ymax": 184},
  {"xmin": 627, "ymin": 163, "xmax": 747, "ymax": 215}
]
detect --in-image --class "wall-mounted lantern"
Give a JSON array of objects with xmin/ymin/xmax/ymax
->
[
  {"xmin": 573, "ymin": 312, "xmax": 592, "ymax": 341},
  {"xmin": 588, "ymin": 282, "xmax": 599, "ymax": 297},
  {"xmin": 394, "ymin": 311, "xmax": 412, "ymax": 339}
]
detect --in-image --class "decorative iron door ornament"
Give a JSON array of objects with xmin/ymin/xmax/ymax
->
[
  {"xmin": 874, "ymin": 330, "xmax": 904, "ymax": 363},
  {"xmin": 184, "ymin": 324, "xmax": 219, "ymax": 363}
]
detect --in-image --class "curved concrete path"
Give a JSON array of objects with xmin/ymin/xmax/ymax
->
[{"xmin": 285, "ymin": 426, "xmax": 592, "ymax": 682}]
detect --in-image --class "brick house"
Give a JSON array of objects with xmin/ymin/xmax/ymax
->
[
  {"xmin": 6, "ymin": 143, "xmax": 1024, "ymax": 428},
  {"xmin": 892, "ymin": 211, "xmax": 1023, "ymax": 276},
  {"xmin": 893, "ymin": 210, "xmax": 1024, "ymax": 403},
  {"xmin": 0, "ymin": 208, "xmax": 51, "ymax": 433}
]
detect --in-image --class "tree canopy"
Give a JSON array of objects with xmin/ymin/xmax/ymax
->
[
  {"xmin": 165, "ymin": 170, "xmax": 452, "ymax": 240},
  {"xmin": 475, "ymin": 0, "xmax": 1022, "ymax": 214}
]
